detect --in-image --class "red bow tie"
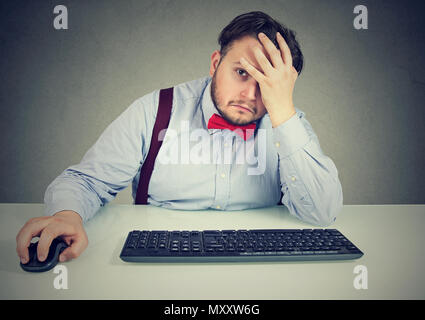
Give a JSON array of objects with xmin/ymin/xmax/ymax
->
[{"xmin": 207, "ymin": 113, "xmax": 256, "ymax": 141}]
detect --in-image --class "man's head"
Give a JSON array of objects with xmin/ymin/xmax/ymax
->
[{"xmin": 209, "ymin": 11, "xmax": 303, "ymax": 126}]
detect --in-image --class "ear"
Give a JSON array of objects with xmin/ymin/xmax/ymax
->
[{"xmin": 209, "ymin": 50, "xmax": 221, "ymax": 77}]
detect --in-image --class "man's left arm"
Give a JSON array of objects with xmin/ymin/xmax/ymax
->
[
  {"xmin": 240, "ymin": 32, "xmax": 343, "ymax": 226},
  {"xmin": 273, "ymin": 110, "xmax": 343, "ymax": 226}
]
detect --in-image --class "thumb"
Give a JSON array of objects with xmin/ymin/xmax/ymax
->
[{"xmin": 59, "ymin": 237, "xmax": 87, "ymax": 262}]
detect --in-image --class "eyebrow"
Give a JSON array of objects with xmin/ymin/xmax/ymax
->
[{"xmin": 233, "ymin": 61, "xmax": 243, "ymax": 66}]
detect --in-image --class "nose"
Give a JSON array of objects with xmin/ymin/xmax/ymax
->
[{"xmin": 240, "ymin": 79, "xmax": 259, "ymax": 100}]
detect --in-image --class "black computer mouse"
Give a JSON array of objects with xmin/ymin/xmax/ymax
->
[{"xmin": 20, "ymin": 238, "xmax": 68, "ymax": 272}]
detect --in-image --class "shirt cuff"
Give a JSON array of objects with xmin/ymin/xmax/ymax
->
[
  {"xmin": 272, "ymin": 113, "xmax": 310, "ymax": 158},
  {"xmin": 44, "ymin": 198, "xmax": 87, "ymax": 222}
]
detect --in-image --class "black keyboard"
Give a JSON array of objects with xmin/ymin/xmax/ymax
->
[{"xmin": 120, "ymin": 229, "xmax": 363, "ymax": 262}]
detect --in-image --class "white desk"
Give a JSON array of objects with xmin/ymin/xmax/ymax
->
[{"xmin": 0, "ymin": 203, "xmax": 424, "ymax": 299}]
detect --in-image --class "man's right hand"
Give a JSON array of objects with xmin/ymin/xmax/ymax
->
[{"xmin": 16, "ymin": 210, "xmax": 88, "ymax": 264}]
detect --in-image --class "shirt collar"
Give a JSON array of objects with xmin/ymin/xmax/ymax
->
[{"xmin": 201, "ymin": 77, "xmax": 219, "ymax": 131}]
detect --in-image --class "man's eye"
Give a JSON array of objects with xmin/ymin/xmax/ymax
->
[{"xmin": 237, "ymin": 69, "xmax": 248, "ymax": 77}]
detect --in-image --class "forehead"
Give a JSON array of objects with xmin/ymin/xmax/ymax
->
[{"xmin": 224, "ymin": 35, "xmax": 269, "ymax": 70}]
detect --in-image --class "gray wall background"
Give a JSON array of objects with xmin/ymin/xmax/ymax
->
[{"xmin": 1, "ymin": 0, "xmax": 424, "ymax": 205}]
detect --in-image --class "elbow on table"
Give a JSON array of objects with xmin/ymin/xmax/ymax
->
[
  {"xmin": 289, "ymin": 185, "xmax": 343, "ymax": 227},
  {"xmin": 313, "ymin": 207, "xmax": 340, "ymax": 228},
  {"xmin": 299, "ymin": 202, "xmax": 342, "ymax": 228},
  {"xmin": 309, "ymin": 188, "xmax": 343, "ymax": 227}
]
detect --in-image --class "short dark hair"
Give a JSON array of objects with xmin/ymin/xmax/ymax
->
[{"xmin": 218, "ymin": 11, "xmax": 304, "ymax": 75}]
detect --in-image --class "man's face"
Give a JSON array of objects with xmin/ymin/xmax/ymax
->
[{"xmin": 209, "ymin": 35, "xmax": 269, "ymax": 126}]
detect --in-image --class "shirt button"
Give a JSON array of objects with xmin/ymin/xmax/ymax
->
[
  {"xmin": 220, "ymin": 173, "xmax": 226, "ymax": 178},
  {"xmin": 291, "ymin": 176, "xmax": 296, "ymax": 181},
  {"xmin": 275, "ymin": 142, "xmax": 280, "ymax": 148},
  {"xmin": 216, "ymin": 205, "xmax": 221, "ymax": 209}
]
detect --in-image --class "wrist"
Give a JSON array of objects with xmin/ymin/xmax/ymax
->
[
  {"xmin": 54, "ymin": 210, "xmax": 83, "ymax": 223},
  {"xmin": 268, "ymin": 104, "xmax": 296, "ymax": 128}
]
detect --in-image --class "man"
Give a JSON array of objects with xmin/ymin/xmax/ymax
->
[{"xmin": 16, "ymin": 11, "xmax": 343, "ymax": 264}]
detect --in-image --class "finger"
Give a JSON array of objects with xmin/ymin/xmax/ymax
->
[
  {"xmin": 240, "ymin": 57, "xmax": 266, "ymax": 83},
  {"xmin": 291, "ymin": 65, "xmax": 298, "ymax": 79},
  {"xmin": 59, "ymin": 235, "xmax": 88, "ymax": 262},
  {"xmin": 16, "ymin": 217, "xmax": 50, "ymax": 263},
  {"xmin": 37, "ymin": 226, "xmax": 63, "ymax": 261},
  {"xmin": 258, "ymin": 32, "xmax": 285, "ymax": 69},
  {"xmin": 252, "ymin": 47, "xmax": 275, "ymax": 76},
  {"xmin": 276, "ymin": 32, "xmax": 293, "ymax": 68}
]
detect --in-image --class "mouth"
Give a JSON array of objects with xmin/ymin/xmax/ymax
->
[{"xmin": 231, "ymin": 104, "xmax": 254, "ymax": 114}]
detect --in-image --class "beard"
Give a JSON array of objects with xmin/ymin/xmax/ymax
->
[{"xmin": 210, "ymin": 66, "xmax": 258, "ymax": 126}]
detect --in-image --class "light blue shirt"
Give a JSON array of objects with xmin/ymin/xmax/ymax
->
[{"xmin": 44, "ymin": 76, "xmax": 343, "ymax": 227}]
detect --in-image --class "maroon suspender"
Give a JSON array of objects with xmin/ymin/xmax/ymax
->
[{"xmin": 135, "ymin": 87, "xmax": 174, "ymax": 205}]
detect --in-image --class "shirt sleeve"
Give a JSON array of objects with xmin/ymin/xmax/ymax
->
[
  {"xmin": 44, "ymin": 91, "xmax": 159, "ymax": 222},
  {"xmin": 272, "ymin": 110, "xmax": 343, "ymax": 227}
]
